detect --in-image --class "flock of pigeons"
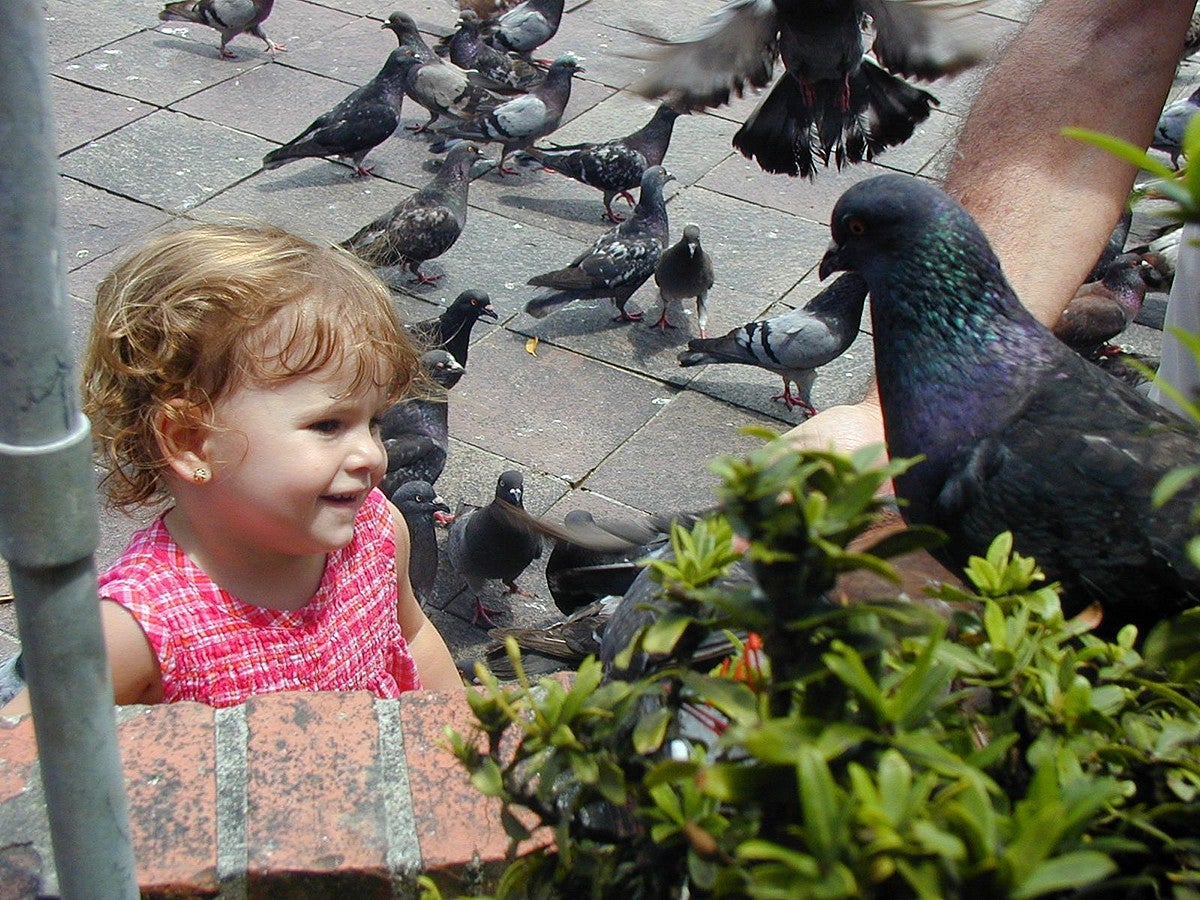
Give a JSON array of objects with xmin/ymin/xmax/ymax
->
[{"xmin": 154, "ymin": 0, "xmax": 1200, "ymax": 669}]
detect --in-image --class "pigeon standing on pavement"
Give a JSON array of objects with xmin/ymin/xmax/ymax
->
[
  {"xmin": 340, "ymin": 141, "xmax": 483, "ymax": 284},
  {"xmin": 390, "ymin": 480, "xmax": 451, "ymax": 608},
  {"xmin": 525, "ymin": 165, "xmax": 674, "ymax": 322},
  {"xmin": 261, "ymin": 49, "xmax": 408, "ymax": 176},
  {"xmin": 652, "ymin": 223, "xmax": 715, "ymax": 336},
  {"xmin": 429, "ymin": 54, "xmax": 583, "ymax": 174},
  {"xmin": 677, "ymin": 272, "xmax": 868, "ymax": 414},
  {"xmin": 1151, "ymin": 84, "xmax": 1200, "ymax": 167},
  {"xmin": 377, "ymin": 349, "xmax": 465, "ymax": 498},
  {"xmin": 385, "ymin": 43, "xmax": 500, "ymax": 133},
  {"xmin": 438, "ymin": 10, "xmax": 545, "ymax": 94},
  {"xmin": 1052, "ymin": 253, "xmax": 1156, "ymax": 358},
  {"xmin": 446, "ymin": 470, "xmax": 543, "ymax": 625},
  {"xmin": 159, "ymin": 0, "xmax": 283, "ymax": 59},
  {"xmin": 405, "ymin": 288, "xmax": 499, "ymax": 367},
  {"xmin": 483, "ymin": 0, "xmax": 565, "ymax": 58},
  {"xmin": 520, "ymin": 104, "xmax": 682, "ymax": 222},
  {"xmin": 628, "ymin": 0, "xmax": 991, "ymax": 178},
  {"xmin": 819, "ymin": 173, "xmax": 1200, "ymax": 635}
]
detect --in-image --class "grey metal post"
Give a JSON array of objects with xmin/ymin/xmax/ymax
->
[{"xmin": 0, "ymin": 1, "xmax": 139, "ymax": 897}]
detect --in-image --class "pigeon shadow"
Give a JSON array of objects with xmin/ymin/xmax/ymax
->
[
  {"xmin": 251, "ymin": 164, "xmax": 371, "ymax": 193},
  {"xmin": 500, "ymin": 194, "xmax": 610, "ymax": 226}
]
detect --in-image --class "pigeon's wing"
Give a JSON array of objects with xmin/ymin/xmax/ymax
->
[
  {"xmin": 626, "ymin": 0, "xmax": 780, "ymax": 111},
  {"xmin": 576, "ymin": 235, "xmax": 661, "ymax": 288},
  {"xmin": 862, "ymin": 0, "xmax": 993, "ymax": 80},
  {"xmin": 765, "ymin": 309, "xmax": 849, "ymax": 369},
  {"xmin": 297, "ymin": 101, "xmax": 399, "ymax": 157},
  {"xmin": 489, "ymin": 93, "xmax": 549, "ymax": 137},
  {"xmin": 1053, "ymin": 297, "xmax": 1130, "ymax": 349},
  {"xmin": 494, "ymin": 7, "xmax": 548, "ymax": 50}
]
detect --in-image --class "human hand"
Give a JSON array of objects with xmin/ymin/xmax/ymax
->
[{"xmin": 781, "ymin": 395, "xmax": 894, "ymax": 496}]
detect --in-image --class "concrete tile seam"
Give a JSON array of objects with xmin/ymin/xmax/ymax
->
[
  {"xmin": 214, "ymin": 703, "xmax": 249, "ymax": 900},
  {"xmin": 375, "ymin": 697, "xmax": 423, "ymax": 882}
]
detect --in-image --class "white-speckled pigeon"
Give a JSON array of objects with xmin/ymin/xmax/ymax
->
[
  {"xmin": 390, "ymin": 480, "xmax": 451, "ymax": 608},
  {"xmin": 627, "ymin": 0, "xmax": 992, "ymax": 178},
  {"xmin": 678, "ymin": 272, "xmax": 867, "ymax": 415},
  {"xmin": 520, "ymin": 104, "xmax": 681, "ymax": 222},
  {"xmin": 526, "ymin": 165, "xmax": 674, "ymax": 322},
  {"xmin": 378, "ymin": 349, "xmax": 464, "ymax": 498},
  {"xmin": 447, "ymin": 470, "xmax": 543, "ymax": 625},
  {"xmin": 159, "ymin": 0, "xmax": 283, "ymax": 59},
  {"xmin": 340, "ymin": 142, "xmax": 483, "ymax": 284},
  {"xmin": 429, "ymin": 54, "xmax": 582, "ymax": 174},
  {"xmin": 406, "ymin": 288, "xmax": 499, "ymax": 366},
  {"xmin": 820, "ymin": 172, "xmax": 1200, "ymax": 636},
  {"xmin": 262, "ymin": 49, "xmax": 408, "ymax": 176},
  {"xmin": 439, "ymin": 10, "xmax": 546, "ymax": 94},
  {"xmin": 653, "ymin": 223, "xmax": 715, "ymax": 336}
]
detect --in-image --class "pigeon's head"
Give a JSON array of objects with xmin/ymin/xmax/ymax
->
[
  {"xmin": 420, "ymin": 349, "xmax": 466, "ymax": 389},
  {"xmin": 820, "ymin": 174, "xmax": 970, "ymax": 283},
  {"xmin": 640, "ymin": 165, "xmax": 676, "ymax": 194},
  {"xmin": 383, "ymin": 12, "xmax": 418, "ymax": 35},
  {"xmin": 453, "ymin": 288, "xmax": 499, "ymax": 322},
  {"xmin": 550, "ymin": 53, "xmax": 585, "ymax": 75},
  {"xmin": 390, "ymin": 480, "xmax": 451, "ymax": 517},
  {"xmin": 496, "ymin": 470, "xmax": 525, "ymax": 507},
  {"xmin": 457, "ymin": 9, "xmax": 480, "ymax": 25},
  {"xmin": 444, "ymin": 141, "xmax": 484, "ymax": 170},
  {"xmin": 384, "ymin": 46, "xmax": 423, "ymax": 75},
  {"xmin": 681, "ymin": 223, "xmax": 701, "ymax": 248}
]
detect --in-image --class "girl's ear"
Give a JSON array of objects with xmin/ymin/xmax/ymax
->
[{"xmin": 154, "ymin": 398, "xmax": 210, "ymax": 481}]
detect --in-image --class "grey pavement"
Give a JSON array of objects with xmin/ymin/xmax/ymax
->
[{"xmin": 0, "ymin": 0, "xmax": 1186, "ymax": 672}]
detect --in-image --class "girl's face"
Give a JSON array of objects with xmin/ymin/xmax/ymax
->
[{"xmin": 199, "ymin": 353, "xmax": 389, "ymax": 558}]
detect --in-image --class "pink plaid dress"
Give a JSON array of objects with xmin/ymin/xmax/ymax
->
[{"xmin": 99, "ymin": 488, "xmax": 422, "ymax": 707}]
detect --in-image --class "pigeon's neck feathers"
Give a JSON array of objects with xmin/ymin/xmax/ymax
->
[
  {"xmin": 622, "ymin": 107, "xmax": 678, "ymax": 164},
  {"xmin": 629, "ymin": 179, "xmax": 669, "ymax": 240},
  {"xmin": 537, "ymin": 63, "xmax": 575, "ymax": 107}
]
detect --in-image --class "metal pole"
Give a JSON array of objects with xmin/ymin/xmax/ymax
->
[{"xmin": 0, "ymin": 2, "xmax": 139, "ymax": 897}]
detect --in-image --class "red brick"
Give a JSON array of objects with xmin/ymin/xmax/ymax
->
[{"xmin": 0, "ymin": 716, "xmax": 37, "ymax": 801}]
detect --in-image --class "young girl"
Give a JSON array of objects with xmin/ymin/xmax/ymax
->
[{"xmin": 6, "ymin": 221, "xmax": 461, "ymax": 711}]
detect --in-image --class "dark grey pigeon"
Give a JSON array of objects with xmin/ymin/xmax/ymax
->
[
  {"xmin": 819, "ymin": 173, "xmax": 1200, "ymax": 636},
  {"xmin": 446, "ymin": 470, "xmax": 543, "ymax": 626},
  {"xmin": 484, "ymin": 0, "xmax": 565, "ymax": 57},
  {"xmin": 405, "ymin": 288, "xmax": 499, "ymax": 367},
  {"xmin": 382, "ymin": 11, "xmax": 440, "ymax": 64},
  {"xmin": 340, "ymin": 142, "xmax": 483, "ymax": 285},
  {"xmin": 159, "ymin": 0, "xmax": 282, "ymax": 58},
  {"xmin": 378, "ymin": 349, "xmax": 464, "ymax": 498},
  {"xmin": 262, "ymin": 49, "xmax": 408, "ymax": 176},
  {"xmin": 390, "ymin": 480, "xmax": 451, "ymax": 608},
  {"xmin": 1152, "ymin": 84, "xmax": 1200, "ymax": 167},
  {"xmin": 628, "ymin": 0, "xmax": 991, "ymax": 178},
  {"xmin": 1053, "ymin": 253, "xmax": 1155, "ymax": 358},
  {"xmin": 652, "ymin": 223, "xmax": 715, "ymax": 336},
  {"xmin": 429, "ymin": 54, "xmax": 582, "ymax": 174},
  {"xmin": 520, "ymin": 104, "xmax": 682, "ymax": 223},
  {"xmin": 677, "ymin": 272, "xmax": 867, "ymax": 415},
  {"xmin": 385, "ymin": 44, "xmax": 500, "ymax": 134},
  {"xmin": 439, "ymin": 10, "xmax": 546, "ymax": 94},
  {"xmin": 525, "ymin": 165, "xmax": 674, "ymax": 322}
]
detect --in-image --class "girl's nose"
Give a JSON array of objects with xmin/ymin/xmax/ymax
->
[{"xmin": 348, "ymin": 422, "xmax": 387, "ymax": 479}]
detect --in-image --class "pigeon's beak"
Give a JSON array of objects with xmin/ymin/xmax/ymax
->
[
  {"xmin": 433, "ymin": 496, "xmax": 452, "ymax": 515},
  {"xmin": 818, "ymin": 240, "xmax": 846, "ymax": 281},
  {"xmin": 480, "ymin": 304, "xmax": 499, "ymax": 322}
]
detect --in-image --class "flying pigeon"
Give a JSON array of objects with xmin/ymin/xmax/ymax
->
[
  {"xmin": 1151, "ymin": 84, "xmax": 1200, "ymax": 167},
  {"xmin": 483, "ymin": 0, "xmax": 565, "ymax": 58},
  {"xmin": 340, "ymin": 141, "xmax": 483, "ymax": 284},
  {"xmin": 158, "ymin": 0, "xmax": 283, "ymax": 59},
  {"xmin": 519, "ymin": 104, "xmax": 682, "ymax": 222},
  {"xmin": 1052, "ymin": 253, "xmax": 1157, "ymax": 359},
  {"xmin": 390, "ymin": 480, "xmax": 451, "ymax": 608},
  {"xmin": 525, "ymin": 165, "xmax": 674, "ymax": 322},
  {"xmin": 261, "ymin": 48, "xmax": 408, "ymax": 176},
  {"xmin": 652, "ymin": 223, "xmax": 715, "ymax": 335},
  {"xmin": 377, "ymin": 349, "xmax": 464, "ymax": 498},
  {"xmin": 438, "ymin": 10, "xmax": 546, "ymax": 94},
  {"xmin": 677, "ymin": 272, "xmax": 868, "ymax": 415},
  {"xmin": 405, "ymin": 288, "xmax": 499, "ymax": 367},
  {"xmin": 429, "ymin": 54, "xmax": 583, "ymax": 174},
  {"xmin": 446, "ymin": 470, "xmax": 543, "ymax": 625},
  {"xmin": 627, "ymin": 0, "xmax": 992, "ymax": 178},
  {"xmin": 384, "ymin": 43, "xmax": 501, "ymax": 133},
  {"xmin": 819, "ymin": 172, "xmax": 1200, "ymax": 635}
]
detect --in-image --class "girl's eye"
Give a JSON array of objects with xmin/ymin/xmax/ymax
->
[{"xmin": 310, "ymin": 419, "xmax": 342, "ymax": 434}]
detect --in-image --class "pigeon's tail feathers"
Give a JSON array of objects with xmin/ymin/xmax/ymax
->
[
  {"xmin": 159, "ymin": 0, "xmax": 204, "ymax": 22},
  {"xmin": 527, "ymin": 266, "xmax": 596, "ymax": 291},
  {"xmin": 850, "ymin": 60, "xmax": 937, "ymax": 157},
  {"xmin": 262, "ymin": 145, "xmax": 304, "ymax": 169},
  {"xmin": 525, "ymin": 289, "xmax": 580, "ymax": 318},
  {"xmin": 732, "ymin": 75, "xmax": 819, "ymax": 178},
  {"xmin": 677, "ymin": 332, "xmax": 749, "ymax": 368}
]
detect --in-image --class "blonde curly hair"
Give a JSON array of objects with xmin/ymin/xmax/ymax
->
[{"xmin": 84, "ymin": 221, "xmax": 420, "ymax": 511}]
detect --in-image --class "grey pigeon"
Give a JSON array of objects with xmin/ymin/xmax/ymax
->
[
  {"xmin": 390, "ymin": 480, "xmax": 451, "ymax": 608},
  {"xmin": 438, "ymin": 10, "xmax": 546, "ymax": 94},
  {"xmin": 819, "ymin": 172, "xmax": 1200, "ymax": 636},
  {"xmin": 377, "ymin": 349, "xmax": 465, "ymax": 498},
  {"xmin": 381, "ymin": 11, "xmax": 439, "ymax": 64},
  {"xmin": 429, "ymin": 54, "xmax": 583, "ymax": 174},
  {"xmin": 628, "ymin": 0, "xmax": 991, "ymax": 178},
  {"xmin": 1151, "ymin": 84, "xmax": 1200, "ymax": 167},
  {"xmin": 1053, "ymin": 253, "xmax": 1156, "ymax": 358},
  {"xmin": 405, "ymin": 288, "xmax": 499, "ymax": 367},
  {"xmin": 385, "ymin": 43, "xmax": 500, "ymax": 134},
  {"xmin": 525, "ymin": 165, "xmax": 674, "ymax": 322},
  {"xmin": 484, "ymin": 0, "xmax": 565, "ymax": 58},
  {"xmin": 519, "ymin": 104, "xmax": 682, "ymax": 222},
  {"xmin": 677, "ymin": 272, "xmax": 868, "ymax": 415},
  {"xmin": 652, "ymin": 223, "xmax": 715, "ymax": 336},
  {"xmin": 446, "ymin": 470, "xmax": 543, "ymax": 625},
  {"xmin": 262, "ymin": 49, "xmax": 408, "ymax": 176},
  {"xmin": 340, "ymin": 141, "xmax": 483, "ymax": 284},
  {"xmin": 159, "ymin": 0, "xmax": 282, "ymax": 59}
]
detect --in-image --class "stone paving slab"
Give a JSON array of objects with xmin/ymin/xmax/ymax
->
[
  {"xmin": 50, "ymin": 78, "xmax": 156, "ymax": 156},
  {"xmin": 56, "ymin": 178, "xmax": 174, "ymax": 273}
]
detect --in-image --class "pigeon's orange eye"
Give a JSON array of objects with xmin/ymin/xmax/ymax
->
[{"xmin": 847, "ymin": 217, "xmax": 867, "ymax": 236}]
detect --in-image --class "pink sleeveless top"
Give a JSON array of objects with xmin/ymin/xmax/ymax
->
[{"xmin": 99, "ymin": 488, "xmax": 422, "ymax": 707}]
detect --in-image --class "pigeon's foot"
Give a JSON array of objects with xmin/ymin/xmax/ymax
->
[
  {"xmin": 408, "ymin": 267, "xmax": 443, "ymax": 286},
  {"xmin": 265, "ymin": 41, "xmax": 287, "ymax": 53},
  {"xmin": 406, "ymin": 123, "xmax": 431, "ymax": 134},
  {"xmin": 652, "ymin": 310, "xmax": 675, "ymax": 331},
  {"xmin": 603, "ymin": 207, "xmax": 627, "ymax": 224},
  {"xmin": 219, "ymin": 48, "xmax": 238, "ymax": 59},
  {"xmin": 614, "ymin": 309, "xmax": 644, "ymax": 323},
  {"xmin": 433, "ymin": 511, "xmax": 456, "ymax": 527},
  {"xmin": 498, "ymin": 163, "xmax": 521, "ymax": 176},
  {"xmin": 503, "ymin": 581, "xmax": 535, "ymax": 598},
  {"xmin": 771, "ymin": 387, "xmax": 816, "ymax": 417},
  {"xmin": 1096, "ymin": 343, "xmax": 1124, "ymax": 358},
  {"xmin": 472, "ymin": 598, "xmax": 504, "ymax": 627},
  {"xmin": 353, "ymin": 164, "xmax": 376, "ymax": 176}
]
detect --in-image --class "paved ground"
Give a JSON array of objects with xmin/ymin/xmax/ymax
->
[{"xmin": 0, "ymin": 0, "xmax": 1186, "ymax": 673}]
